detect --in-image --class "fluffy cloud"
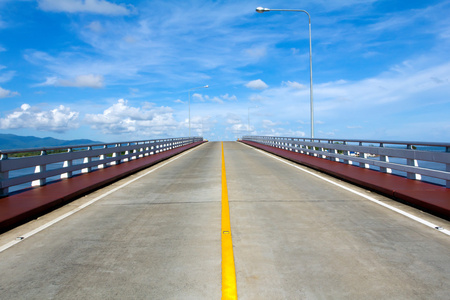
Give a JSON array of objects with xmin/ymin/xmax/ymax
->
[
  {"xmin": 38, "ymin": 0, "xmax": 132, "ymax": 15},
  {"xmin": 188, "ymin": 115, "xmax": 215, "ymax": 136},
  {"xmin": 84, "ymin": 99, "xmax": 179, "ymax": 135},
  {"xmin": 245, "ymin": 79, "xmax": 268, "ymax": 90},
  {"xmin": 282, "ymin": 81, "xmax": 306, "ymax": 90},
  {"xmin": 0, "ymin": 86, "xmax": 19, "ymax": 98},
  {"xmin": 39, "ymin": 74, "xmax": 104, "ymax": 88},
  {"xmin": 221, "ymin": 94, "xmax": 237, "ymax": 101},
  {"xmin": 226, "ymin": 113, "xmax": 242, "ymax": 125},
  {"xmin": 244, "ymin": 46, "xmax": 267, "ymax": 59},
  {"xmin": 229, "ymin": 123, "xmax": 247, "ymax": 134},
  {"xmin": 192, "ymin": 93, "xmax": 238, "ymax": 104},
  {"xmin": 87, "ymin": 21, "xmax": 103, "ymax": 33},
  {"xmin": 251, "ymin": 57, "xmax": 450, "ymax": 140},
  {"xmin": 262, "ymin": 119, "xmax": 279, "ymax": 128},
  {"xmin": 0, "ymin": 103, "xmax": 79, "ymax": 132},
  {"xmin": 0, "ymin": 65, "xmax": 16, "ymax": 83}
]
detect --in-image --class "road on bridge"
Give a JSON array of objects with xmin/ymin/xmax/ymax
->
[{"xmin": 1, "ymin": 141, "xmax": 450, "ymax": 299}]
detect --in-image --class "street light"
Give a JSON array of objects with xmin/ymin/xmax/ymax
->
[
  {"xmin": 188, "ymin": 85, "xmax": 208, "ymax": 137},
  {"xmin": 256, "ymin": 7, "xmax": 315, "ymax": 138}
]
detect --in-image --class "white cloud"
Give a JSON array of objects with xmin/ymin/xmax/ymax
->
[
  {"xmin": 282, "ymin": 81, "xmax": 306, "ymax": 90},
  {"xmin": 38, "ymin": 0, "xmax": 132, "ymax": 16},
  {"xmin": 229, "ymin": 123, "xmax": 247, "ymax": 134},
  {"xmin": 245, "ymin": 79, "xmax": 268, "ymax": 90},
  {"xmin": 188, "ymin": 115, "xmax": 214, "ymax": 136},
  {"xmin": 0, "ymin": 70, "xmax": 15, "ymax": 83},
  {"xmin": 191, "ymin": 93, "xmax": 237, "ymax": 104},
  {"xmin": 0, "ymin": 86, "xmax": 19, "ymax": 98},
  {"xmin": 244, "ymin": 46, "xmax": 267, "ymax": 59},
  {"xmin": 262, "ymin": 119, "xmax": 278, "ymax": 128},
  {"xmin": 209, "ymin": 96, "xmax": 224, "ymax": 104},
  {"xmin": 252, "ymin": 56, "xmax": 450, "ymax": 140},
  {"xmin": 87, "ymin": 21, "xmax": 103, "ymax": 33},
  {"xmin": 192, "ymin": 93, "xmax": 204, "ymax": 102},
  {"xmin": 0, "ymin": 65, "xmax": 16, "ymax": 83},
  {"xmin": 84, "ymin": 99, "xmax": 179, "ymax": 135},
  {"xmin": 221, "ymin": 94, "xmax": 237, "ymax": 101},
  {"xmin": 39, "ymin": 74, "xmax": 104, "ymax": 88},
  {"xmin": 249, "ymin": 94, "xmax": 264, "ymax": 102},
  {"xmin": 61, "ymin": 74, "xmax": 104, "ymax": 88},
  {"xmin": 226, "ymin": 113, "xmax": 242, "ymax": 125},
  {"xmin": 0, "ymin": 103, "xmax": 79, "ymax": 132}
]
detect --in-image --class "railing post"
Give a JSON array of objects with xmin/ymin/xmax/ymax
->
[
  {"xmin": 0, "ymin": 153, "xmax": 9, "ymax": 196},
  {"xmin": 343, "ymin": 141, "xmax": 352, "ymax": 165},
  {"xmin": 123, "ymin": 143, "xmax": 130, "ymax": 162},
  {"xmin": 446, "ymin": 146, "xmax": 450, "ymax": 188},
  {"xmin": 312, "ymin": 139, "xmax": 317, "ymax": 157},
  {"xmin": 327, "ymin": 141, "xmax": 338, "ymax": 161},
  {"xmin": 323, "ymin": 146, "xmax": 329, "ymax": 159},
  {"xmin": 359, "ymin": 142, "xmax": 369, "ymax": 169},
  {"xmin": 98, "ymin": 145, "xmax": 107, "ymax": 169},
  {"xmin": 379, "ymin": 143, "xmax": 392, "ymax": 173},
  {"xmin": 406, "ymin": 144, "xmax": 421, "ymax": 180},
  {"xmin": 61, "ymin": 148, "xmax": 73, "ymax": 178},
  {"xmin": 82, "ymin": 146, "xmax": 93, "ymax": 173},
  {"xmin": 111, "ymin": 144, "xmax": 121, "ymax": 165},
  {"xmin": 299, "ymin": 142, "xmax": 305, "ymax": 154},
  {"xmin": 32, "ymin": 150, "xmax": 47, "ymax": 187},
  {"xmin": 331, "ymin": 148, "xmax": 339, "ymax": 162}
]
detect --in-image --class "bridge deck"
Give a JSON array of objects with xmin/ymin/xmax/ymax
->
[{"xmin": 1, "ymin": 141, "xmax": 450, "ymax": 299}]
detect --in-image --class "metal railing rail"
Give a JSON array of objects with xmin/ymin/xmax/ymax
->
[
  {"xmin": 0, "ymin": 137, "xmax": 203, "ymax": 196},
  {"xmin": 242, "ymin": 136, "xmax": 450, "ymax": 188}
]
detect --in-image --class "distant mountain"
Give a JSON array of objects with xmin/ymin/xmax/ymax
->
[{"xmin": 0, "ymin": 134, "xmax": 103, "ymax": 150}]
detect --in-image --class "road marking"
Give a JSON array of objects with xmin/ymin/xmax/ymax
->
[
  {"xmin": 221, "ymin": 142, "xmax": 238, "ymax": 300},
  {"xmin": 244, "ymin": 143, "xmax": 450, "ymax": 237},
  {"xmin": 0, "ymin": 143, "xmax": 206, "ymax": 254}
]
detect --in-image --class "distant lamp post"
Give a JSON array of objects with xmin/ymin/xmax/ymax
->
[
  {"xmin": 256, "ymin": 7, "xmax": 315, "ymax": 138},
  {"xmin": 188, "ymin": 85, "xmax": 208, "ymax": 137}
]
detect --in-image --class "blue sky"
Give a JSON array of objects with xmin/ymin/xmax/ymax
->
[{"xmin": 0, "ymin": 0, "xmax": 449, "ymax": 142}]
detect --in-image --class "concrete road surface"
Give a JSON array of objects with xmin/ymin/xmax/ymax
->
[{"xmin": 1, "ymin": 141, "xmax": 450, "ymax": 299}]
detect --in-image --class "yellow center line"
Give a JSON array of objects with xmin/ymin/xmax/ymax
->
[{"xmin": 221, "ymin": 142, "xmax": 238, "ymax": 300}]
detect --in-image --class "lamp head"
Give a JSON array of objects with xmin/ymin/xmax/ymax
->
[{"xmin": 256, "ymin": 7, "xmax": 270, "ymax": 13}]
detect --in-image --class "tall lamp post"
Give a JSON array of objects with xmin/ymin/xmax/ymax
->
[
  {"xmin": 256, "ymin": 7, "xmax": 315, "ymax": 138},
  {"xmin": 188, "ymin": 85, "xmax": 208, "ymax": 137}
]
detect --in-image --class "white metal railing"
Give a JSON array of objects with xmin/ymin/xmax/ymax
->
[
  {"xmin": 242, "ymin": 136, "xmax": 450, "ymax": 188},
  {"xmin": 0, "ymin": 137, "xmax": 203, "ymax": 196}
]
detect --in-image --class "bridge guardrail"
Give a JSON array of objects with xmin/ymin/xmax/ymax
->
[
  {"xmin": 0, "ymin": 137, "xmax": 203, "ymax": 196},
  {"xmin": 242, "ymin": 136, "xmax": 450, "ymax": 188}
]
